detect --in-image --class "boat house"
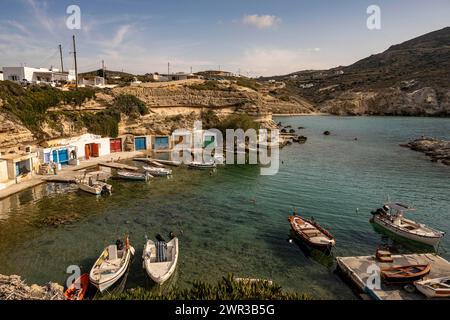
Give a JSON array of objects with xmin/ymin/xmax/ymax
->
[
  {"xmin": 0, "ymin": 151, "xmax": 39, "ymax": 183},
  {"xmin": 40, "ymin": 134, "xmax": 111, "ymax": 165}
]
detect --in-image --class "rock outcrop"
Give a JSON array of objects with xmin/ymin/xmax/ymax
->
[
  {"xmin": 0, "ymin": 274, "xmax": 64, "ymax": 300},
  {"xmin": 401, "ymin": 137, "xmax": 450, "ymax": 165}
]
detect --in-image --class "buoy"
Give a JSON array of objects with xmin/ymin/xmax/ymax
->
[{"xmin": 288, "ymin": 239, "xmax": 293, "ymax": 244}]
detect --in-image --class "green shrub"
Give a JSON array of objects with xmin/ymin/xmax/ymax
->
[
  {"xmin": 215, "ymin": 114, "xmax": 260, "ymax": 134},
  {"xmin": 112, "ymin": 94, "xmax": 148, "ymax": 118},
  {"xmin": 102, "ymin": 274, "xmax": 310, "ymax": 300}
]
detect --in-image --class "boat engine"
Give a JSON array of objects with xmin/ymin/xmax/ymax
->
[{"xmin": 116, "ymin": 239, "xmax": 124, "ymax": 250}]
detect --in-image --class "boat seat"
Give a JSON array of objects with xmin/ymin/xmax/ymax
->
[{"xmin": 108, "ymin": 245, "xmax": 118, "ymax": 261}]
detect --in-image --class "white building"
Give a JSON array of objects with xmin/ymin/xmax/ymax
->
[
  {"xmin": 2, "ymin": 66, "xmax": 75, "ymax": 84},
  {"xmin": 0, "ymin": 71, "xmax": 3, "ymax": 81},
  {"xmin": 40, "ymin": 134, "xmax": 111, "ymax": 167}
]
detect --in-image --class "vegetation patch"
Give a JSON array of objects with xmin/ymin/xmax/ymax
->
[
  {"xmin": 102, "ymin": 274, "xmax": 310, "ymax": 300},
  {"xmin": 0, "ymin": 81, "xmax": 148, "ymax": 138}
]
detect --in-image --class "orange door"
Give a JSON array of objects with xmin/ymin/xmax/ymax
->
[{"xmin": 85, "ymin": 144, "xmax": 90, "ymax": 160}]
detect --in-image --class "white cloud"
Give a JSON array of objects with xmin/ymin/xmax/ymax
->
[
  {"xmin": 242, "ymin": 14, "xmax": 281, "ymax": 29},
  {"xmin": 111, "ymin": 25, "xmax": 131, "ymax": 47}
]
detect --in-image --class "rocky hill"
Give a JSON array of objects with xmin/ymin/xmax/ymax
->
[{"xmin": 267, "ymin": 27, "xmax": 450, "ymax": 116}]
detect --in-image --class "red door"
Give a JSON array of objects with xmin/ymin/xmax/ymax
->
[
  {"xmin": 91, "ymin": 144, "xmax": 99, "ymax": 157},
  {"xmin": 110, "ymin": 139, "xmax": 122, "ymax": 153}
]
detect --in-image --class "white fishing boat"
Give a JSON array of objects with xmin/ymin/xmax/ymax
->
[
  {"xmin": 371, "ymin": 202, "xmax": 445, "ymax": 247},
  {"xmin": 143, "ymin": 166, "xmax": 172, "ymax": 176},
  {"xmin": 415, "ymin": 277, "xmax": 450, "ymax": 298},
  {"xmin": 142, "ymin": 237, "xmax": 179, "ymax": 285},
  {"xmin": 77, "ymin": 178, "xmax": 112, "ymax": 195},
  {"xmin": 187, "ymin": 161, "xmax": 216, "ymax": 169},
  {"xmin": 89, "ymin": 237, "xmax": 135, "ymax": 292},
  {"xmin": 115, "ymin": 171, "xmax": 151, "ymax": 181}
]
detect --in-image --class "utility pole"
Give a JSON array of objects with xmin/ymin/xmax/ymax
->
[
  {"xmin": 59, "ymin": 44, "xmax": 64, "ymax": 73},
  {"xmin": 102, "ymin": 60, "xmax": 105, "ymax": 78},
  {"xmin": 167, "ymin": 62, "xmax": 170, "ymax": 81},
  {"xmin": 72, "ymin": 35, "xmax": 78, "ymax": 88}
]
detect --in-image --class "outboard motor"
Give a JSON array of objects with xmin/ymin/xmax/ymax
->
[{"xmin": 116, "ymin": 239, "xmax": 124, "ymax": 250}]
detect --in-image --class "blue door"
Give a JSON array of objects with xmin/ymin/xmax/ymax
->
[
  {"xmin": 135, "ymin": 137, "xmax": 147, "ymax": 150},
  {"xmin": 155, "ymin": 137, "xmax": 169, "ymax": 150},
  {"xmin": 52, "ymin": 149, "xmax": 69, "ymax": 165}
]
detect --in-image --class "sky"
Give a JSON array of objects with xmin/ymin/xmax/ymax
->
[{"xmin": 0, "ymin": 0, "xmax": 449, "ymax": 76}]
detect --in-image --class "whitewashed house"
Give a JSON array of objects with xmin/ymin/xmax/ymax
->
[{"xmin": 2, "ymin": 66, "xmax": 75, "ymax": 84}]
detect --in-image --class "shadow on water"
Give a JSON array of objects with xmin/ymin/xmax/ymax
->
[{"xmin": 288, "ymin": 230, "xmax": 335, "ymax": 270}]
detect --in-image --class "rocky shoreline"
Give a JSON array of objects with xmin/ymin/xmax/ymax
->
[
  {"xmin": 0, "ymin": 274, "xmax": 64, "ymax": 300},
  {"xmin": 401, "ymin": 137, "xmax": 450, "ymax": 166}
]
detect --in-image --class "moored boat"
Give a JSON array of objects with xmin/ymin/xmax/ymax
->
[
  {"xmin": 77, "ymin": 176, "xmax": 112, "ymax": 195},
  {"xmin": 143, "ymin": 166, "xmax": 172, "ymax": 176},
  {"xmin": 89, "ymin": 237, "xmax": 135, "ymax": 292},
  {"xmin": 114, "ymin": 171, "xmax": 151, "ymax": 181},
  {"xmin": 288, "ymin": 215, "xmax": 336, "ymax": 250},
  {"xmin": 64, "ymin": 273, "xmax": 89, "ymax": 300},
  {"xmin": 187, "ymin": 161, "xmax": 216, "ymax": 169},
  {"xmin": 142, "ymin": 236, "xmax": 179, "ymax": 285},
  {"xmin": 415, "ymin": 276, "xmax": 450, "ymax": 298},
  {"xmin": 371, "ymin": 202, "xmax": 445, "ymax": 247},
  {"xmin": 381, "ymin": 264, "xmax": 431, "ymax": 284}
]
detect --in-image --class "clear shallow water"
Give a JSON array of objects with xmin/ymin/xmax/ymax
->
[{"xmin": 0, "ymin": 116, "xmax": 449, "ymax": 299}]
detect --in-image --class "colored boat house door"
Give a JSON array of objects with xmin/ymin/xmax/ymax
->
[
  {"xmin": 85, "ymin": 143, "xmax": 100, "ymax": 160},
  {"xmin": 110, "ymin": 138, "xmax": 122, "ymax": 153},
  {"xmin": 135, "ymin": 137, "xmax": 147, "ymax": 151},
  {"xmin": 154, "ymin": 137, "xmax": 169, "ymax": 150},
  {"xmin": 52, "ymin": 149, "xmax": 69, "ymax": 165}
]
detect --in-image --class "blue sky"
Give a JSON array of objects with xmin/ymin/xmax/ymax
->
[{"xmin": 0, "ymin": 0, "xmax": 449, "ymax": 76}]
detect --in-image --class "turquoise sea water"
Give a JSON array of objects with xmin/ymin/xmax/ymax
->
[{"xmin": 0, "ymin": 116, "xmax": 449, "ymax": 299}]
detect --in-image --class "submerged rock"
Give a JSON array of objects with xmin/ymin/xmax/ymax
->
[{"xmin": 39, "ymin": 214, "xmax": 81, "ymax": 227}]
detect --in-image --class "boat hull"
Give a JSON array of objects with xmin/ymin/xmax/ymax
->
[
  {"xmin": 65, "ymin": 274, "xmax": 90, "ymax": 300},
  {"xmin": 143, "ymin": 238, "xmax": 178, "ymax": 285},
  {"xmin": 415, "ymin": 277, "xmax": 450, "ymax": 298},
  {"xmin": 78, "ymin": 184, "xmax": 102, "ymax": 195},
  {"xmin": 372, "ymin": 215, "xmax": 443, "ymax": 247},
  {"xmin": 381, "ymin": 264, "xmax": 431, "ymax": 284},
  {"xmin": 89, "ymin": 246, "xmax": 134, "ymax": 293},
  {"xmin": 288, "ymin": 216, "xmax": 335, "ymax": 251}
]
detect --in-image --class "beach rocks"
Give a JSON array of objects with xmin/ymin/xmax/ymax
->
[
  {"xmin": 0, "ymin": 274, "xmax": 64, "ymax": 300},
  {"xmin": 323, "ymin": 131, "xmax": 331, "ymax": 136},
  {"xmin": 402, "ymin": 137, "xmax": 450, "ymax": 166}
]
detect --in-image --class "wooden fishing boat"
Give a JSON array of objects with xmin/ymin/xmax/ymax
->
[
  {"xmin": 142, "ymin": 237, "xmax": 179, "ymax": 285},
  {"xmin": 371, "ymin": 202, "xmax": 445, "ymax": 247},
  {"xmin": 114, "ymin": 171, "xmax": 151, "ymax": 181},
  {"xmin": 288, "ymin": 215, "xmax": 336, "ymax": 250},
  {"xmin": 187, "ymin": 161, "xmax": 216, "ymax": 169},
  {"xmin": 89, "ymin": 237, "xmax": 135, "ymax": 292},
  {"xmin": 64, "ymin": 273, "xmax": 89, "ymax": 300},
  {"xmin": 415, "ymin": 277, "xmax": 450, "ymax": 298},
  {"xmin": 381, "ymin": 264, "xmax": 431, "ymax": 284},
  {"xmin": 143, "ymin": 166, "xmax": 172, "ymax": 176}
]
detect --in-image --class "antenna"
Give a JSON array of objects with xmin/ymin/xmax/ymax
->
[
  {"xmin": 59, "ymin": 44, "xmax": 64, "ymax": 73},
  {"xmin": 72, "ymin": 35, "xmax": 78, "ymax": 88}
]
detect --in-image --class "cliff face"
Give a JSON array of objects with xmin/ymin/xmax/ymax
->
[
  {"xmin": 0, "ymin": 79, "xmax": 305, "ymax": 150},
  {"xmin": 319, "ymin": 87, "xmax": 450, "ymax": 116}
]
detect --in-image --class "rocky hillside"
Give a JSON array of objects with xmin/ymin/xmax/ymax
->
[{"xmin": 267, "ymin": 27, "xmax": 450, "ymax": 116}]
